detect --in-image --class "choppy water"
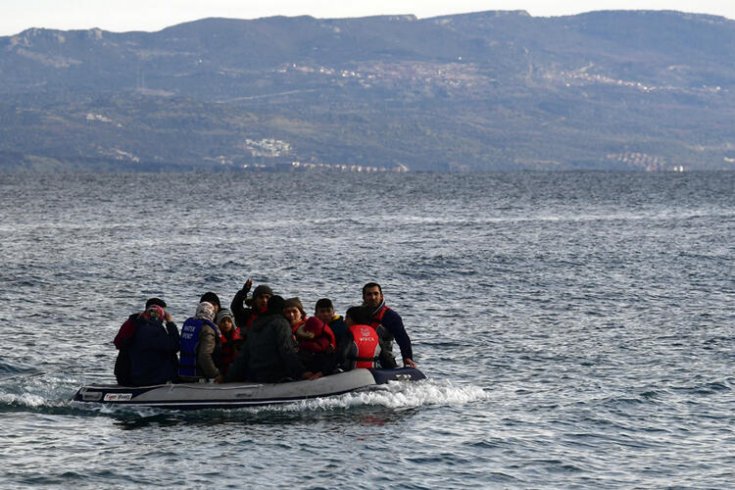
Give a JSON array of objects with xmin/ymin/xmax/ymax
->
[{"xmin": 0, "ymin": 170, "xmax": 733, "ymax": 488}]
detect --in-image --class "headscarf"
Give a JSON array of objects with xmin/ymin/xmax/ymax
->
[{"xmin": 195, "ymin": 301, "xmax": 216, "ymax": 322}]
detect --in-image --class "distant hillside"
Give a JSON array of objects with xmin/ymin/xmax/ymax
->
[{"xmin": 1, "ymin": 10, "xmax": 734, "ymax": 171}]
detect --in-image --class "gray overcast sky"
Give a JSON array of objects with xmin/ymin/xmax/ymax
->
[{"xmin": 2, "ymin": 0, "xmax": 734, "ymax": 36}]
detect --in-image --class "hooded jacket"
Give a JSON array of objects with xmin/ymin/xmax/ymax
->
[{"xmin": 225, "ymin": 312, "xmax": 306, "ymax": 383}]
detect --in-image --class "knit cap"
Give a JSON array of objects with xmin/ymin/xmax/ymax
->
[{"xmin": 215, "ymin": 308, "xmax": 234, "ymax": 325}]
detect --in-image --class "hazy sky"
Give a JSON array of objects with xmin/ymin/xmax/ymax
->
[{"xmin": 2, "ymin": 0, "xmax": 734, "ymax": 36}]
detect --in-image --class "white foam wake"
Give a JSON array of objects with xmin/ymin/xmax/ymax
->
[{"xmin": 275, "ymin": 379, "xmax": 490, "ymax": 412}]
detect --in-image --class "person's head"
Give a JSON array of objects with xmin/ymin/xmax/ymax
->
[
  {"xmin": 199, "ymin": 292, "xmax": 221, "ymax": 313},
  {"xmin": 142, "ymin": 304, "xmax": 166, "ymax": 323},
  {"xmin": 267, "ymin": 295, "xmax": 286, "ymax": 315},
  {"xmin": 195, "ymin": 301, "xmax": 216, "ymax": 322},
  {"xmin": 304, "ymin": 316, "xmax": 325, "ymax": 334},
  {"xmin": 283, "ymin": 297, "xmax": 306, "ymax": 326},
  {"xmin": 362, "ymin": 282, "xmax": 383, "ymax": 309},
  {"xmin": 252, "ymin": 285, "xmax": 273, "ymax": 312},
  {"xmin": 315, "ymin": 298, "xmax": 335, "ymax": 324},
  {"xmin": 215, "ymin": 308, "xmax": 235, "ymax": 333},
  {"xmin": 145, "ymin": 297, "xmax": 167, "ymax": 309},
  {"xmin": 345, "ymin": 306, "xmax": 372, "ymax": 326}
]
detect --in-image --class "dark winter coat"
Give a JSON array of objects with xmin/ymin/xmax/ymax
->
[
  {"xmin": 225, "ymin": 313, "xmax": 306, "ymax": 383},
  {"xmin": 127, "ymin": 317, "xmax": 180, "ymax": 386}
]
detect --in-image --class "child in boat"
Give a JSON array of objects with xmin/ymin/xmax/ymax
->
[
  {"xmin": 215, "ymin": 308, "xmax": 243, "ymax": 376},
  {"xmin": 295, "ymin": 316, "xmax": 337, "ymax": 374},
  {"xmin": 314, "ymin": 298, "xmax": 348, "ymax": 353}
]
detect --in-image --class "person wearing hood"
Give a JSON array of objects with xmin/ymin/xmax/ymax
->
[
  {"xmin": 230, "ymin": 278, "xmax": 273, "ymax": 331},
  {"xmin": 362, "ymin": 282, "xmax": 416, "ymax": 369},
  {"xmin": 124, "ymin": 302, "xmax": 180, "ymax": 386},
  {"xmin": 283, "ymin": 297, "xmax": 307, "ymax": 336},
  {"xmin": 113, "ymin": 297, "xmax": 171, "ymax": 385},
  {"xmin": 215, "ymin": 308, "xmax": 243, "ymax": 376},
  {"xmin": 225, "ymin": 295, "xmax": 319, "ymax": 383},
  {"xmin": 178, "ymin": 301, "xmax": 223, "ymax": 383}
]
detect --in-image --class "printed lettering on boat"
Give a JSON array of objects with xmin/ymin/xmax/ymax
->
[{"xmin": 104, "ymin": 393, "xmax": 133, "ymax": 401}]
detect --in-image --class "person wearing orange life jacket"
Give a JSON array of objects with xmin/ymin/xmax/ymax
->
[
  {"xmin": 314, "ymin": 298, "xmax": 349, "ymax": 353},
  {"xmin": 340, "ymin": 306, "xmax": 381, "ymax": 370},
  {"xmin": 362, "ymin": 282, "xmax": 417, "ymax": 369}
]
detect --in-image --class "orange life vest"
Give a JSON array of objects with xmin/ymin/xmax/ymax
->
[{"xmin": 347, "ymin": 323, "xmax": 381, "ymax": 369}]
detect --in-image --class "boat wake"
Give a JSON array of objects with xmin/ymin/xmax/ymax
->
[
  {"xmin": 280, "ymin": 379, "xmax": 489, "ymax": 412},
  {"xmin": 1, "ymin": 367, "xmax": 488, "ymax": 419}
]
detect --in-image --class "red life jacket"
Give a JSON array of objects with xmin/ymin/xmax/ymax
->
[
  {"xmin": 219, "ymin": 327, "xmax": 244, "ymax": 373},
  {"xmin": 296, "ymin": 317, "xmax": 336, "ymax": 353},
  {"xmin": 369, "ymin": 304, "xmax": 395, "ymax": 344},
  {"xmin": 369, "ymin": 305, "xmax": 390, "ymax": 329},
  {"xmin": 347, "ymin": 323, "xmax": 381, "ymax": 369}
]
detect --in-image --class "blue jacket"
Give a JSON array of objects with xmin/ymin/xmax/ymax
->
[{"xmin": 128, "ymin": 317, "xmax": 180, "ymax": 386}]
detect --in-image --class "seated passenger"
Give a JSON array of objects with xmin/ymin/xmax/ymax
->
[
  {"xmin": 215, "ymin": 308, "xmax": 243, "ymax": 376},
  {"xmin": 225, "ymin": 296, "xmax": 318, "ymax": 383},
  {"xmin": 230, "ymin": 278, "xmax": 272, "ymax": 330},
  {"xmin": 340, "ymin": 306, "xmax": 381, "ymax": 371},
  {"xmin": 314, "ymin": 298, "xmax": 348, "ymax": 351},
  {"xmin": 125, "ymin": 303, "xmax": 180, "ymax": 386},
  {"xmin": 295, "ymin": 316, "xmax": 336, "ymax": 374},
  {"xmin": 362, "ymin": 282, "xmax": 416, "ymax": 368},
  {"xmin": 114, "ymin": 297, "xmax": 168, "ymax": 386},
  {"xmin": 283, "ymin": 297, "xmax": 307, "ymax": 336},
  {"xmin": 178, "ymin": 301, "xmax": 223, "ymax": 383}
]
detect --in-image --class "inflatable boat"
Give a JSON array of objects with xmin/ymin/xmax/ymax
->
[{"xmin": 72, "ymin": 367, "xmax": 425, "ymax": 409}]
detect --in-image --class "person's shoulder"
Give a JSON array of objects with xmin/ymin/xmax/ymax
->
[
  {"xmin": 263, "ymin": 314, "xmax": 289, "ymax": 329},
  {"xmin": 384, "ymin": 306, "xmax": 402, "ymax": 320}
]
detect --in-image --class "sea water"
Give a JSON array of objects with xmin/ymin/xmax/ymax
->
[{"xmin": 0, "ymin": 171, "xmax": 733, "ymax": 488}]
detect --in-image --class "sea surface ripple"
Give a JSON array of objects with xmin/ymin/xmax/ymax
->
[{"xmin": 0, "ymin": 171, "xmax": 733, "ymax": 489}]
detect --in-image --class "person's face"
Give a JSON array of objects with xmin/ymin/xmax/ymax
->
[
  {"xmin": 254, "ymin": 293, "xmax": 271, "ymax": 311},
  {"xmin": 362, "ymin": 286, "xmax": 383, "ymax": 308},
  {"xmin": 315, "ymin": 307, "xmax": 334, "ymax": 324},
  {"xmin": 218, "ymin": 317, "xmax": 234, "ymax": 333},
  {"xmin": 283, "ymin": 306, "xmax": 303, "ymax": 325}
]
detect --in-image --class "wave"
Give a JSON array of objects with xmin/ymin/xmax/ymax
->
[{"xmin": 273, "ymin": 378, "xmax": 490, "ymax": 412}]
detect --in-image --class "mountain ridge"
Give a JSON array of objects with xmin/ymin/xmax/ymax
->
[{"xmin": 1, "ymin": 10, "xmax": 734, "ymax": 171}]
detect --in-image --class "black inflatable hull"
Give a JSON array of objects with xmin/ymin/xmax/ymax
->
[{"xmin": 72, "ymin": 368, "xmax": 425, "ymax": 409}]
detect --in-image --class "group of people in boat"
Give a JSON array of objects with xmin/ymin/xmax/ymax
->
[{"xmin": 113, "ymin": 280, "xmax": 416, "ymax": 387}]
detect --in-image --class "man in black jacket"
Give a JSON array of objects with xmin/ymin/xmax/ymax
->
[
  {"xmin": 226, "ymin": 296, "xmax": 319, "ymax": 383},
  {"xmin": 126, "ymin": 303, "xmax": 180, "ymax": 386}
]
